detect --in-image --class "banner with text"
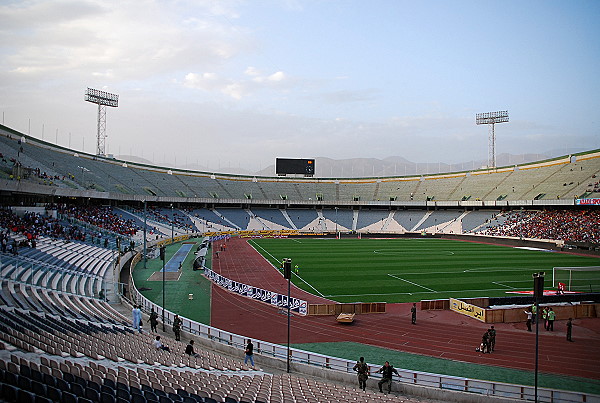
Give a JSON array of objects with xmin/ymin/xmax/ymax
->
[
  {"xmin": 576, "ymin": 198, "xmax": 600, "ymax": 205},
  {"xmin": 449, "ymin": 298, "xmax": 486, "ymax": 322},
  {"xmin": 204, "ymin": 268, "xmax": 308, "ymax": 315}
]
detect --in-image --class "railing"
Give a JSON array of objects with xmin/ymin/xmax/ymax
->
[{"xmin": 128, "ymin": 255, "xmax": 599, "ymax": 403}]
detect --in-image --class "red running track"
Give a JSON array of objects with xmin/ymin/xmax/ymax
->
[{"xmin": 210, "ymin": 237, "xmax": 600, "ymax": 381}]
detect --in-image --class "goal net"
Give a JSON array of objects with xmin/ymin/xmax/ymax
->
[{"xmin": 552, "ymin": 266, "xmax": 600, "ymax": 293}]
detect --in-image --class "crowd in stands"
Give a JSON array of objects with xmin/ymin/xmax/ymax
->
[
  {"xmin": 481, "ymin": 209, "xmax": 600, "ymax": 243},
  {"xmin": 0, "ymin": 205, "xmax": 139, "ymax": 251},
  {"xmin": 59, "ymin": 205, "xmax": 140, "ymax": 236},
  {"xmin": 0, "ymin": 209, "xmax": 75, "ymax": 244}
]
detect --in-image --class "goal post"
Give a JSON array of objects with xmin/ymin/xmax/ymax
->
[{"xmin": 552, "ymin": 266, "xmax": 600, "ymax": 293}]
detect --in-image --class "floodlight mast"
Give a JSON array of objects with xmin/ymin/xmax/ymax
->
[
  {"xmin": 476, "ymin": 110, "xmax": 509, "ymax": 169},
  {"xmin": 85, "ymin": 87, "xmax": 119, "ymax": 157}
]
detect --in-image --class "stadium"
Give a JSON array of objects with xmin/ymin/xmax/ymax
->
[{"xmin": 1, "ymin": 120, "xmax": 600, "ymax": 403}]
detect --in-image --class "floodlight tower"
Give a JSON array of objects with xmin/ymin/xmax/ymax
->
[
  {"xmin": 85, "ymin": 87, "xmax": 119, "ymax": 156},
  {"xmin": 476, "ymin": 110, "xmax": 509, "ymax": 169}
]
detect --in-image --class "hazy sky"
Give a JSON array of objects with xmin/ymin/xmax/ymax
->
[{"xmin": 1, "ymin": 0, "xmax": 599, "ymax": 173}]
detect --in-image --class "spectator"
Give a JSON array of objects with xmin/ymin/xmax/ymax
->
[
  {"xmin": 152, "ymin": 336, "xmax": 170, "ymax": 351},
  {"xmin": 185, "ymin": 340, "xmax": 199, "ymax": 357}
]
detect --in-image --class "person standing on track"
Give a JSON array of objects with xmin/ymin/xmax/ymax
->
[
  {"xmin": 547, "ymin": 307, "xmax": 556, "ymax": 331},
  {"xmin": 411, "ymin": 303, "xmax": 417, "ymax": 325},
  {"xmin": 566, "ymin": 318, "xmax": 574, "ymax": 341},
  {"xmin": 524, "ymin": 308, "xmax": 532, "ymax": 332},
  {"xmin": 542, "ymin": 307, "xmax": 548, "ymax": 330},
  {"xmin": 488, "ymin": 326, "xmax": 496, "ymax": 352},
  {"xmin": 353, "ymin": 356, "xmax": 369, "ymax": 391}
]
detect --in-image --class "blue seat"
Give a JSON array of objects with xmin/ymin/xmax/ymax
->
[
  {"xmin": 101, "ymin": 385, "xmax": 115, "ymax": 396},
  {"xmin": 35, "ymin": 395, "xmax": 53, "ymax": 403},
  {"xmin": 31, "ymin": 380, "xmax": 46, "ymax": 396},
  {"xmin": 20, "ymin": 364, "xmax": 32, "ymax": 378},
  {"xmin": 117, "ymin": 388, "xmax": 131, "ymax": 400},
  {"xmin": 56, "ymin": 377, "xmax": 70, "ymax": 393},
  {"xmin": 62, "ymin": 391, "xmax": 78, "ymax": 403},
  {"xmin": 46, "ymin": 385, "xmax": 62, "ymax": 401},
  {"xmin": 42, "ymin": 373, "xmax": 56, "ymax": 388},
  {"xmin": 168, "ymin": 392, "xmax": 183, "ymax": 402},
  {"xmin": 103, "ymin": 378, "xmax": 116, "ymax": 390},
  {"xmin": 62, "ymin": 372, "xmax": 75, "ymax": 384},
  {"xmin": 86, "ymin": 387, "xmax": 100, "ymax": 402},
  {"xmin": 101, "ymin": 391, "xmax": 117, "ymax": 403},
  {"xmin": 17, "ymin": 374, "xmax": 32, "ymax": 391},
  {"xmin": 132, "ymin": 393, "xmax": 147, "ymax": 403},
  {"xmin": 70, "ymin": 381, "xmax": 85, "ymax": 398},
  {"xmin": 1, "ymin": 383, "xmax": 18, "ymax": 401},
  {"xmin": 31, "ymin": 369, "xmax": 43, "ymax": 383},
  {"xmin": 4, "ymin": 371, "xmax": 18, "ymax": 386},
  {"xmin": 17, "ymin": 389, "xmax": 35, "ymax": 403}
]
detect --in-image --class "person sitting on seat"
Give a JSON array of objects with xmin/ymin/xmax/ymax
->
[
  {"xmin": 152, "ymin": 336, "xmax": 170, "ymax": 352},
  {"xmin": 185, "ymin": 340, "xmax": 199, "ymax": 357}
]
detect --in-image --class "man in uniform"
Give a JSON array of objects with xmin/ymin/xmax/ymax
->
[
  {"xmin": 546, "ymin": 307, "xmax": 556, "ymax": 331},
  {"xmin": 377, "ymin": 361, "xmax": 400, "ymax": 394},
  {"xmin": 411, "ymin": 303, "xmax": 417, "ymax": 325},
  {"xmin": 488, "ymin": 326, "xmax": 496, "ymax": 352},
  {"xmin": 352, "ymin": 356, "xmax": 369, "ymax": 391},
  {"xmin": 173, "ymin": 314, "xmax": 182, "ymax": 341}
]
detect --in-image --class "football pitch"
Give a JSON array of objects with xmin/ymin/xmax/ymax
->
[{"xmin": 249, "ymin": 238, "xmax": 600, "ymax": 303}]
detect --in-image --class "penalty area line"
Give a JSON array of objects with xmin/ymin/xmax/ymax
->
[
  {"xmin": 492, "ymin": 281, "xmax": 517, "ymax": 289},
  {"xmin": 248, "ymin": 240, "xmax": 326, "ymax": 298},
  {"xmin": 388, "ymin": 274, "xmax": 436, "ymax": 292},
  {"xmin": 294, "ymin": 273, "xmax": 326, "ymax": 298}
]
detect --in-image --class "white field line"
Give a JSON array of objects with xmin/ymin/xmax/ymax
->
[
  {"xmin": 388, "ymin": 274, "xmax": 436, "ymax": 292},
  {"xmin": 248, "ymin": 240, "xmax": 326, "ymax": 298},
  {"xmin": 326, "ymin": 286, "xmax": 531, "ymax": 298},
  {"xmin": 492, "ymin": 281, "xmax": 517, "ymax": 289}
]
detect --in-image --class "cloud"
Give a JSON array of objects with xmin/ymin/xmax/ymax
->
[
  {"xmin": 182, "ymin": 67, "xmax": 290, "ymax": 99},
  {"xmin": 0, "ymin": 0, "xmax": 250, "ymax": 83}
]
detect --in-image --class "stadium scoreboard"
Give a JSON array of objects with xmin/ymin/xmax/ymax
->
[{"xmin": 276, "ymin": 158, "xmax": 315, "ymax": 176}]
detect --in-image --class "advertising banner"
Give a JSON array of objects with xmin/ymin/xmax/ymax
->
[
  {"xmin": 204, "ymin": 268, "xmax": 307, "ymax": 315},
  {"xmin": 450, "ymin": 298, "xmax": 486, "ymax": 322},
  {"xmin": 576, "ymin": 198, "xmax": 600, "ymax": 205}
]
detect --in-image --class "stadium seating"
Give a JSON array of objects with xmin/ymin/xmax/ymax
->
[{"xmin": 3, "ymin": 124, "xmax": 599, "ymax": 202}]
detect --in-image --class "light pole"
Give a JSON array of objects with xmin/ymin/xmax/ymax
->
[
  {"xmin": 532, "ymin": 272, "xmax": 545, "ymax": 403},
  {"xmin": 283, "ymin": 258, "xmax": 292, "ymax": 373},
  {"xmin": 171, "ymin": 204, "xmax": 174, "ymax": 243},
  {"xmin": 143, "ymin": 200, "xmax": 147, "ymax": 270},
  {"xmin": 334, "ymin": 207, "xmax": 338, "ymax": 236},
  {"xmin": 161, "ymin": 246, "xmax": 166, "ymax": 332},
  {"xmin": 476, "ymin": 110, "xmax": 509, "ymax": 169}
]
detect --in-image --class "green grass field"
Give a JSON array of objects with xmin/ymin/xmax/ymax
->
[{"xmin": 250, "ymin": 238, "xmax": 600, "ymax": 303}]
